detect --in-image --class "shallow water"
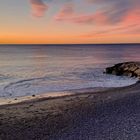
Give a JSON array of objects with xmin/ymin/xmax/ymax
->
[{"xmin": 0, "ymin": 44, "xmax": 139, "ymax": 98}]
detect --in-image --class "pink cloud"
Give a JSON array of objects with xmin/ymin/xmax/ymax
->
[
  {"xmin": 81, "ymin": 9, "xmax": 140, "ymax": 37},
  {"xmin": 28, "ymin": 0, "xmax": 140, "ymax": 36},
  {"xmin": 55, "ymin": 3, "xmax": 75, "ymax": 21},
  {"xmin": 55, "ymin": 0, "xmax": 140, "ymax": 26},
  {"xmin": 55, "ymin": 5, "xmax": 109, "ymax": 25},
  {"xmin": 30, "ymin": 0, "xmax": 48, "ymax": 17}
]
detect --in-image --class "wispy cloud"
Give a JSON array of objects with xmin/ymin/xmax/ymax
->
[
  {"xmin": 30, "ymin": 0, "xmax": 48, "ymax": 17},
  {"xmin": 81, "ymin": 9, "xmax": 140, "ymax": 37},
  {"xmin": 29, "ymin": 0, "xmax": 140, "ymax": 36},
  {"xmin": 55, "ymin": 0, "xmax": 140, "ymax": 25},
  {"xmin": 55, "ymin": 8, "xmax": 108, "ymax": 25},
  {"xmin": 86, "ymin": 0, "xmax": 140, "ymax": 23}
]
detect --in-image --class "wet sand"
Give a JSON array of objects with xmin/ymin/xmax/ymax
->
[{"xmin": 0, "ymin": 81, "xmax": 140, "ymax": 140}]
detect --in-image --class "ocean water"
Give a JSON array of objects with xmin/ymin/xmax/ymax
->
[{"xmin": 0, "ymin": 44, "xmax": 139, "ymax": 98}]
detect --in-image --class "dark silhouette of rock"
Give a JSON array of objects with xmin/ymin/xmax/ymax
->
[{"xmin": 105, "ymin": 62, "xmax": 140, "ymax": 79}]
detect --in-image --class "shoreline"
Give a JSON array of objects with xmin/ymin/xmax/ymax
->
[
  {"xmin": 0, "ymin": 81, "xmax": 140, "ymax": 139},
  {"xmin": 1, "ymin": 87, "xmax": 113, "ymax": 106},
  {"xmin": 0, "ymin": 79, "xmax": 138, "ymax": 106},
  {"xmin": 0, "ymin": 84, "xmax": 135, "ymax": 106},
  {"xmin": 0, "ymin": 91, "xmax": 73, "ymax": 106}
]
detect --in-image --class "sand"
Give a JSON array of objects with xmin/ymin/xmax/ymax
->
[{"xmin": 0, "ymin": 81, "xmax": 140, "ymax": 140}]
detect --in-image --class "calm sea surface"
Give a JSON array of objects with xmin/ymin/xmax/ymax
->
[{"xmin": 0, "ymin": 44, "xmax": 139, "ymax": 98}]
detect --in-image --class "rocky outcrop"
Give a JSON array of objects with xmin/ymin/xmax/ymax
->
[{"xmin": 105, "ymin": 62, "xmax": 140, "ymax": 79}]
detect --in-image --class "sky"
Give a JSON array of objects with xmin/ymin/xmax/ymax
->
[{"xmin": 0, "ymin": 0, "xmax": 140, "ymax": 44}]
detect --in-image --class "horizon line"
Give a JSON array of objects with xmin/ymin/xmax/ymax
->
[{"xmin": 0, "ymin": 43, "xmax": 140, "ymax": 46}]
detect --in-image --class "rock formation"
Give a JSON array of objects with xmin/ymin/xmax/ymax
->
[{"xmin": 105, "ymin": 62, "xmax": 140, "ymax": 79}]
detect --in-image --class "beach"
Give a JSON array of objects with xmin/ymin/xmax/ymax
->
[
  {"xmin": 0, "ymin": 45, "xmax": 140, "ymax": 140},
  {"xmin": 0, "ymin": 80, "xmax": 140, "ymax": 140},
  {"xmin": 1, "ymin": 0, "xmax": 140, "ymax": 138}
]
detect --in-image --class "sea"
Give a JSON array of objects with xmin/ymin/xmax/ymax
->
[{"xmin": 0, "ymin": 44, "xmax": 139, "ymax": 98}]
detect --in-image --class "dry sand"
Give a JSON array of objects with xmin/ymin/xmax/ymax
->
[{"xmin": 0, "ymin": 81, "xmax": 140, "ymax": 140}]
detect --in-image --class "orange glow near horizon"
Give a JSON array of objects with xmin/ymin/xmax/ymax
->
[
  {"xmin": 0, "ymin": 36, "xmax": 140, "ymax": 44},
  {"xmin": 1, "ymin": 33, "xmax": 140, "ymax": 44}
]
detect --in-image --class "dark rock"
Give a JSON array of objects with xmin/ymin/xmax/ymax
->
[
  {"xmin": 123, "ymin": 72, "xmax": 132, "ymax": 77},
  {"xmin": 105, "ymin": 62, "xmax": 140, "ymax": 79},
  {"xmin": 112, "ymin": 70, "xmax": 117, "ymax": 75}
]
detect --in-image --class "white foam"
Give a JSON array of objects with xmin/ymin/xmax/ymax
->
[{"xmin": 0, "ymin": 69, "xmax": 137, "ymax": 98}]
